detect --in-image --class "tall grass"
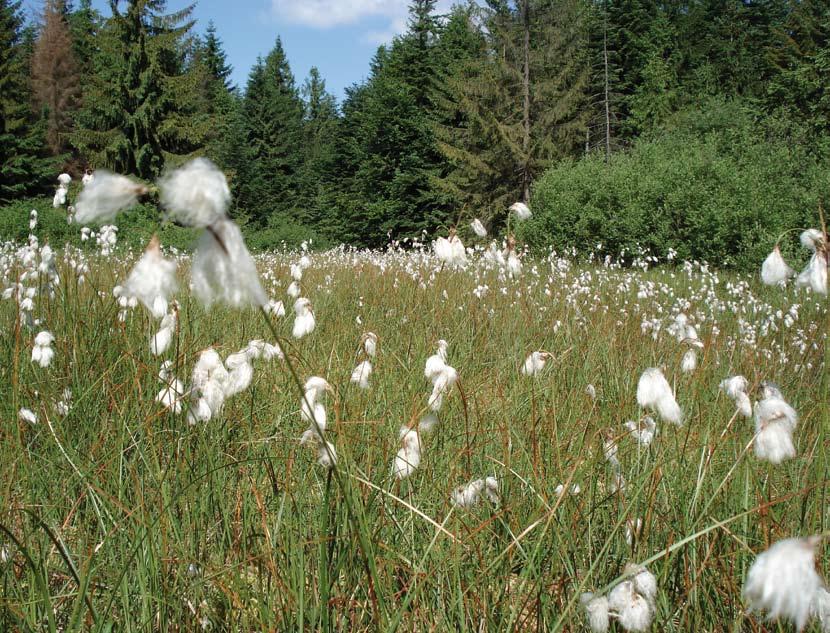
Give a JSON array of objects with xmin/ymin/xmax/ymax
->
[{"xmin": 1, "ymin": 247, "xmax": 828, "ymax": 631}]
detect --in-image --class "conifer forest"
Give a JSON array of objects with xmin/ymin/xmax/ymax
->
[{"xmin": 1, "ymin": 1, "xmax": 829, "ymax": 631}]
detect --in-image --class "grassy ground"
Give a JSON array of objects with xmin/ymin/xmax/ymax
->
[{"xmin": 1, "ymin": 243, "xmax": 828, "ymax": 631}]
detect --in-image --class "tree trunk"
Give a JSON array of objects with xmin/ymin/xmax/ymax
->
[
  {"xmin": 522, "ymin": 0, "xmax": 531, "ymax": 202},
  {"xmin": 603, "ymin": 22, "xmax": 611, "ymax": 164}
]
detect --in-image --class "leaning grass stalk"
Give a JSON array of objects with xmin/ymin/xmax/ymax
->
[
  {"xmin": 45, "ymin": 412, "xmax": 112, "ymax": 529},
  {"xmin": 257, "ymin": 306, "xmax": 386, "ymax": 625}
]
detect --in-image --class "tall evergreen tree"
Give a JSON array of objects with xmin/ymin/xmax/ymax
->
[
  {"xmin": 67, "ymin": 0, "xmax": 101, "ymax": 75},
  {"xmin": 237, "ymin": 38, "xmax": 305, "ymax": 227},
  {"xmin": 297, "ymin": 66, "xmax": 338, "ymax": 227},
  {"xmin": 188, "ymin": 23, "xmax": 244, "ymax": 193},
  {"xmin": 31, "ymin": 0, "xmax": 81, "ymax": 156},
  {"xmin": 203, "ymin": 20, "xmax": 233, "ymax": 91},
  {"xmin": 71, "ymin": 0, "xmax": 204, "ymax": 178},
  {"xmin": 330, "ymin": 1, "xmax": 456, "ymax": 246},
  {"xmin": 436, "ymin": 0, "xmax": 589, "ymax": 223},
  {"xmin": 1, "ymin": 0, "xmax": 54, "ymax": 201},
  {"xmin": 767, "ymin": 0, "xmax": 830, "ymax": 134}
]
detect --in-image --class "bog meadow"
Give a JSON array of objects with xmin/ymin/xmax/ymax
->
[{"xmin": 1, "ymin": 0, "xmax": 830, "ymax": 631}]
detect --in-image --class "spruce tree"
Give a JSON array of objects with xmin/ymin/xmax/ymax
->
[
  {"xmin": 31, "ymin": 0, "xmax": 81, "ymax": 156},
  {"xmin": 435, "ymin": 0, "xmax": 589, "ymax": 224},
  {"xmin": 0, "ymin": 0, "xmax": 54, "ymax": 201},
  {"xmin": 767, "ymin": 0, "xmax": 830, "ymax": 134},
  {"xmin": 331, "ymin": 1, "xmax": 454, "ymax": 246},
  {"xmin": 203, "ymin": 20, "xmax": 233, "ymax": 91},
  {"xmin": 298, "ymin": 66, "xmax": 338, "ymax": 227},
  {"xmin": 237, "ymin": 39, "xmax": 305, "ymax": 227},
  {"xmin": 71, "ymin": 0, "xmax": 203, "ymax": 178}
]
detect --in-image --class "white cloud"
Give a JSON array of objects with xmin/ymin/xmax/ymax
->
[
  {"xmin": 270, "ymin": 0, "xmax": 409, "ymax": 29},
  {"xmin": 271, "ymin": 0, "xmax": 457, "ymax": 43}
]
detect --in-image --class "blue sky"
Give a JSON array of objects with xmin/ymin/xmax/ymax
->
[{"xmin": 23, "ymin": 0, "xmax": 458, "ymax": 102}]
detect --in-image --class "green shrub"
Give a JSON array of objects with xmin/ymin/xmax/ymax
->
[{"xmin": 521, "ymin": 99, "xmax": 830, "ymax": 269}]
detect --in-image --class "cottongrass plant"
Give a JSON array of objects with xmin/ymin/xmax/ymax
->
[{"xmin": 1, "ymin": 194, "xmax": 828, "ymax": 630}]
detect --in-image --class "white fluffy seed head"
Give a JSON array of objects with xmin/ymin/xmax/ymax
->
[
  {"xmin": 123, "ymin": 236, "xmax": 178, "ymax": 317},
  {"xmin": 470, "ymin": 218, "xmax": 487, "ymax": 238},
  {"xmin": 580, "ymin": 593, "xmax": 610, "ymax": 633},
  {"xmin": 316, "ymin": 441, "xmax": 337, "ymax": 468},
  {"xmin": 795, "ymin": 252, "xmax": 828, "ymax": 295},
  {"xmin": 191, "ymin": 219, "xmax": 267, "ymax": 309},
  {"xmin": 350, "ymin": 360, "xmax": 372, "ymax": 389},
  {"xmin": 303, "ymin": 376, "xmax": 331, "ymax": 402},
  {"xmin": 800, "ymin": 228, "xmax": 825, "ymax": 252},
  {"xmin": 434, "ymin": 234, "xmax": 467, "ymax": 267},
  {"xmin": 362, "ymin": 332, "xmax": 378, "ymax": 358},
  {"xmin": 393, "ymin": 428, "xmax": 422, "ymax": 479},
  {"xmin": 34, "ymin": 330, "xmax": 54, "ymax": 347},
  {"xmin": 292, "ymin": 298, "xmax": 315, "ymax": 339},
  {"xmin": 761, "ymin": 245, "xmax": 795, "ymax": 286},
  {"xmin": 753, "ymin": 421, "xmax": 796, "ymax": 464},
  {"xmin": 637, "ymin": 368, "xmax": 682, "ymax": 426},
  {"xmin": 150, "ymin": 324, "xmax": 173, "ymax": 356},
  {"xmin": 451, "ymin": 477, "xmax": 499, "ymax": 508},
  {"xmin": 521, "ymin": 351, "xmax": 549, "ymax": 377},
  {"xmin": 680, "ymin": 349, "xmax": 697, "ymax": 373},
  {"xmin": 159, "ymin": 158, "xmax": 230, "ymax": 227},
  {"xmin": 509, "ymin": 201, "xmax": 532, "ymax": 220},
  {"xmin": 74, "ymin": 171, "xmax": 146, "ymax": 224},
  {"xmin": 624, "ymin": 417, "xmax": 657, "ymax": 446},
  {"xmin": 810, "ymin": 587, "xmax": 830, "ymax": 632},
  {"xmin": 755, "ymin": 394, "xmax": 798, "ymax": 433},
  {"xmin": 720, "ymin": 375, "xmax": 749, "ymax": 400},
  {"xmin": 744, "ymin": 536, "xmax": 823, "ymax": 631},
  {"xmin": 608, "ymin": 578, "xmax": 654, "ymax": 632}
]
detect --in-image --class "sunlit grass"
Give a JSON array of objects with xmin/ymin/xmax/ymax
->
[{"xmin": 1, "ymin": 247, "xmax": 828, "ymax": 631}]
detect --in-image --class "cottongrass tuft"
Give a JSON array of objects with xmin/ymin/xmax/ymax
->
[
  {"xmin": 719, "ymin": 375, "xmax": 752, "ymax": 418},
  {"xmin": 637, "ymin": 367, "xmax": 682, "ymax": 426},
  {"xmin": 350, "ymin": 360, "xmax": 372, "ymax": 389},
  {"xmin": 362, "ymin": 331, "xmax": 378, "ymax": 358},
  {"xmin": 761, "ymin": 245, "xmax": 795, "ymax": 286},
  {"xmin": 624, "ymin": 416, "xmax": 657, "ymax": 446},
  {"xmin": 150, "ymin": 311, "xmax": 176, "ymax": 356},
  {"xmin": 224, "ymin": 350, "xmax": 254, "ymax": 397},
  {"xmin": 159, "ymin": 158, "xmax": 230, "ymax": 227},
  {"xmin": 521, "ymin": 351, "xmax": 550, "ymax": 377},
  {"xmin": 292, "ymin": 298, "xmax": 315, "ymax": 339},
  {"xmin": 680, "ymin": 349, "xmax": 697, "ymax": 373},
  {"xmin": 450, "ymin": 477, "xmax": 499, "ymax": 508},
  {"xmin": 800, "ymin": 228, "xmax": 825, "ymax": 252},
  {"xmin": 191, "ymin": 220, "xmax": 267, "ymax": 309},
  {"xmin": 434, "ymin": 232, "xmax": 467, "ymax": 268},
  {"xmin": 123, "ymin": 235, "xmax": 178, "ymax": 318},
  {"xmin": 744, "ymin": 536, "xmax": 823, "ymax": 631},
  {"xmin": 187, "ymin": 348, "xmax": 229, "ymax": 425},
  {"xmin": 583, "ymin": 564, "xmax": 657, "ymax": 632},
  {"xmin": 580, "ymin": 593, "xmax": 610, "ymax": 633},
  {"xmin": 156, "ymin": 361, "xmax": 185, "ymax": 414},
  {"xmin": 470, "ymin": 218, "xmax": 487, "ymax": 238},
  {"xmin": 509, "ymin": 201, "xmax": 532, "ymax": 221},
  {"xmin": 796, "ymin": 251, "xmax": 828, "ymax": 296},
  {"xmin": 753, "ymin": 387, "xmax": 798, "ymax": 464},
  {"xmin": 32, "ymin": 330, "xmax": 55, "ymax": 367},
  {"xmin": 74, "ymin": 171, "xmax": 147, "ymax": 224},
  {"xmin": 392, "ymin": 427, "xmax": 422, "ymax": 480},
  {"xmin": 299, "ymin": 376, "xmax": 332, "ymax": 446}
]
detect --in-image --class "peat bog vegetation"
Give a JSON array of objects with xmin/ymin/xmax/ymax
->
[
  {"xmin": 2, "ymin": 0, "xmax": 830, "ymax": 629},
  {"xmin": 1, "ymin": 177, "xmax": 828, "ymax": 630}
]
